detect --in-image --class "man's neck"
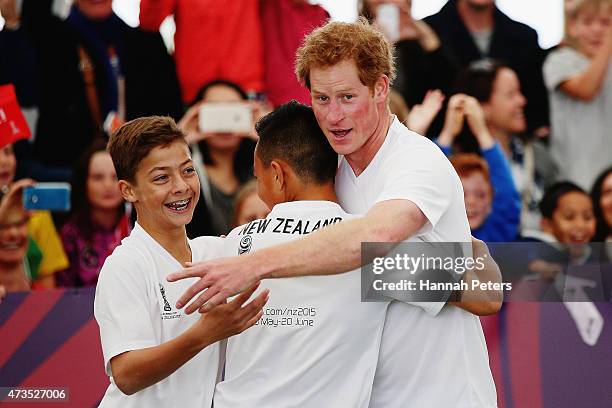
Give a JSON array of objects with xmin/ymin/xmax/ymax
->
[
  {"xmin": 457, "ymin": 0, "xmax": 494, "ymax": 32},
  {"xmin": 0, "ymin": 262, "xmax": 29, "ymax": 292},
  {"xmin": 346, "ymin": 110, "xmax": 393, "ymax": 177},
  {"xmin": 138, "ymin": 219, "xmax": 192, "ymax": 265}
]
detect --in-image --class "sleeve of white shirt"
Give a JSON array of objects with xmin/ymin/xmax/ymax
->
[
  {"xmin": 543, "ymin": 47, "xmax": 584, "ymax": 91},
  {"xmin": 94, "ymin": 251, "xmax": 158, "ymax": 376},
  {"xmin": 373, "ymin": 141, "xmax": 453, "ymax": 236}
]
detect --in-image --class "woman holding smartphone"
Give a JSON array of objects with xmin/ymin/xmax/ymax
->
[{"xmin": 177, "ymin": 80, "xmax": 270, "ymax": 237}]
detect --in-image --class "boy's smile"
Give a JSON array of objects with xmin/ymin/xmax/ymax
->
[{"xmin": 125, "ymin": 141, "xmax": 200, "ymax": 232}]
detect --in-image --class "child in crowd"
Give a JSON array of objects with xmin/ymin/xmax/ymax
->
[
  {"xmin": 0, "ymin": 142, "xmax": 67, "ymax": 288},
  {"xmin": 543, "ymin": 0, "xmax": 612, "ymax": 190},
  {"xmin": 450, "ymin": 153, "xmax": 519, "ymax": 242},
  {"xmin": 231, "ymin": 180, "xmax": 270, "ymax": 228},
  {"xmin": 56, "ymin": 144, "xmax": 129, "ymax": 287},
  {"xmin": 94, "ymin": 116, "xmax": 267, "ymax": 406},
  {"xmin": 0, "ymin": 179, "xmax": 32, "ymax": 293},
  {"xmin": 523, "ymin": 182, "xmax": 598, "ymax": 284},
  {"xmin": 539, "ymin": 182, "xmax": 597, "ymax": 262}
]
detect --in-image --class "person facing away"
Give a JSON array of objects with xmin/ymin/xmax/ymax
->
[{"xmin": 214, "ymin": 100, "xmax": 390, "ymax": 408}]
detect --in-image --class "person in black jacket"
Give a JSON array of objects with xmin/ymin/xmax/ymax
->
[
  {"xmin": 1, "ymin": 0, "xmax": 183, "ymax": 182},
  {"xmin": 424, "ymin": 0, "xmax": 549, "ymax": 136}
]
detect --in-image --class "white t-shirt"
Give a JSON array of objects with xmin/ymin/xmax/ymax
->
[
  {"xmin": 543, "ymin": 46, "xmax": 612, "ymax": 190},
  {"xmin": 213, "ymin": 201, "xmax": 390, "ymax": 408},
  {"xmin": 94, "ymin": 223, "xmax": 225, "ymax": 408},
  {"xmin": 336, "ymin": 118, "xmax": 497, "ymax": 408}
]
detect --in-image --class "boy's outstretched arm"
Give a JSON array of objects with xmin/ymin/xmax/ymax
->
[{"xmin": 110, "ymin": 284, "xmax": 268, "ymax": 395}]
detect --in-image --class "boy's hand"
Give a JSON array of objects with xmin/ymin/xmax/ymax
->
[
  {"xmin": 168, "ymin": 254, "xmax": 261, "ymax": 314},
  {"xmin": 194, "ymin": 283, "xmax": 269, "ymax": 343}
]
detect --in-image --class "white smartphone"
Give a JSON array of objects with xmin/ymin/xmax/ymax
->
[
  {"xmin": 376, "ymin": 4, "xmax": 400, "ymax": 43},
  {"xmin": 198, "ymin": 103, "xmax": 252, "ymax": 133}
]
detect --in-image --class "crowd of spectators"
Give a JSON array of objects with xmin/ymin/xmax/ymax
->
[{"xmin": 0, "ymin": 0, "xmax": 611, "ymax": 297}]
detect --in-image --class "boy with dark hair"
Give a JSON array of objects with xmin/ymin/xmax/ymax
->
[
  {"xmin": 94, "ymin": 116, "xmax": 267, "ymax": 407},
  {"xmin": 213, "ymin": 101, "xmax": 390, "ymax": 407}
]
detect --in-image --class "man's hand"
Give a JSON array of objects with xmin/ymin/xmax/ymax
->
[
  {"xmin": 451, "ymin": 237, "xmax": 503, "ymax": 316},
  {"xmin": 0, "ymin": 284, "xmax": 6, "ymax": 304},
  {"xmin": 167, "ymin": 254, "xmax": 262, "ymax": 314}
]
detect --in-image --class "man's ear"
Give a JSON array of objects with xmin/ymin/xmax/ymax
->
[
  {"xmin": 119, "ymin": 180, "xmax": 137, "ymax": 203},
  {"xmin": 374, "ymin": 74, "xmax": 390, "ymax": 104},
  {"xmin": 270, "ymin": 160, "xmax": 285, "ymax": 191}
]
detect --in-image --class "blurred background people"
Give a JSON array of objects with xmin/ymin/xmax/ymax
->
[
  {"xmin": 359, "ymin": 0, "xmax": 456, "ymax": 117},
  {"xmin": 0, "ymin": 180, "xmax": 31, "ymax": 293},
  {"xmin": 231, "ymin": 180, "xmax": 270, "ymax": 228},
  {"xmin": 56, "ymin": 143, "xmax": 128, "ymax": 288},
  {"xmin": 178, "ymin": 80, "xmax": 263, "ymax": 237},
  {"xmin": 140, "ymin": 0, "xmax": 264, "ymax": 104},
  {"xmin": 443, "ymin": 60, "xmax": 558, "ymax": 237},
  {"xmin": 261, "ymin": 0, "xmax": 329, "ymax": 107},
  {"xmin": 0, "ymin": 0, "xmax": 182, "ymax": 182},
  {"xmin": 0, "ymin": 142, "xmax": 67, "ymax": 289},
  {"xmin": 591, "ymin": 166, "xmax": 612, "ymax": 260},
  {"xmin": 424, "ymin": 0, "xmax": 549, "ymax": 136},
  {"xmin": 543, "ymin": 0, "xmax": 612, "ymax": 191},
  {"xmin": 437, "ymin": 93, "xmax": 520, "ymax": 242}
]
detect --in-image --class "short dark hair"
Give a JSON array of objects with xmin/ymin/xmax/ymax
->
[
  {"xmin": 255, "ymin": 101, "xmax": 337, "ymax": 184},
  {"xmin": 453, "ymin": 59, "xmax": 507, "ymax": 103},
  {"xmin": 107, "ymin": 116, "xmax": 186, "ymax": 182},
  {"xmin": 540, "ymin": 181, "xmax": 589, "ymax": 219}
]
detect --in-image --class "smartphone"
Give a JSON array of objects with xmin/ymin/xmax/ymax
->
[
  {"xmin": 376, "ymin": 4, "xmax": 400, "ymax": 43},
  {"xmin": 23, "ymin": 183, "xmax": 71, "ymax": 212},
  {"xmin": 199, "ymin": 103, "xmax": 253, "ymax": 133}
]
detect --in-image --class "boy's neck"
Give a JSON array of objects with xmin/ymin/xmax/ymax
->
[
  {"xmin": 138, "ymin": 219, "xmax": 192, "ymax": 265},
  {"xmin": 291, "ymin": 183, "xmax": 339, "ymax": 204}
]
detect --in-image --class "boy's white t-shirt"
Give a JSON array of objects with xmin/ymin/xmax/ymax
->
[
  {"xmin": 94, "ymin": 223, "xmax": 225, "ymax": 408},
  {"xmin": 335, "ymin": 118, "xmax": 497, "ymax": 408},
  {"xmin": 213, "ymin": 201, "xmax": 390, "ymax": 408},
  {"xmin": 543, "ymin": 46, "xmax": 612, "ymax": 190}
]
